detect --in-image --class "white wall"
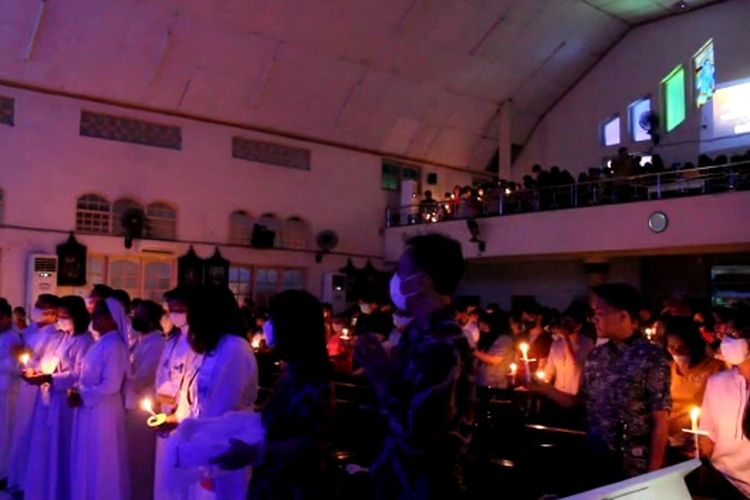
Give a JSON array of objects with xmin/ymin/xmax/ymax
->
[
  {"xmin": 0, "ymin": 84, "xmax": 476, "ymax": 307},
  {"xmin": 514, "ymin": 0, "xmax": 750, "ymax": 177}
]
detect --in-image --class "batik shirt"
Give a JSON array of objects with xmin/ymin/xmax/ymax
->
[
  {"xmin": 580, "ymin": 334, "xmax": 671, "ymax": 477},
  {"xmin": 374, "ymin": 308, "xmax": 476, "ymax": 499}
]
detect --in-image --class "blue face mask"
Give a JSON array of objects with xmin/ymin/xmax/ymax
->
[{"xmin": 263, "ymin": 320, "xmax": 275, "ymax": 349}]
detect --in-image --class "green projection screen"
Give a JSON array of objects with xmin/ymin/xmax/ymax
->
[{"xmin": 662, "ymin": 65, "xmax": 686, "ymax": 132}]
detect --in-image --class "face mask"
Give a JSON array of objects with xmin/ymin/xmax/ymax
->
[
  {"xmin": 169, "ymin": 312, "xmax": 188, "ymax": 330},
  {"xmin": 720, "ymin": 337, "xmax": 749, "ymax": 366},
  {"xmin": 31, "ymin": 307, "xmax": 46, "ymax": 324},
  {"xmin": 132, "ymin": 318, "xmax": 150, "ymax": 334},
  {"xmin": 263, "ymin": 320, "xmax": 275, "ymax": 349},
  {"xmin": 359, "ymin": 304, "xmax": 373, "ymax": 315},
  {"xmin": 390, "ymin": 273, "xmax": 420, "ymax": 313},
  {"xmin": 332, "ymin": 323, "xmax": 344, "ymax": 333},
  {"xmin": 393, "ymin": 314, "xmax": 412, "ymax": 330},
  {"xmin": 672, "ymin": 354, "xmax": 691, "ymax": 368},
  {"xmin": 57, "ymin": 318, "xmax": 74, "ymax": 333}
]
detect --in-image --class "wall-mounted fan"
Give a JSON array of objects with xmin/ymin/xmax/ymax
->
[{"xmin": 121, "ymin": 208, "xmax": 145, "ymax": 249}]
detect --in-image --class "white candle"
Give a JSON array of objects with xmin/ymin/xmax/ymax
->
[
  {"xmin": 340, "ymin": 328, "xmax": 350, "ymax": 340},
  {"xmin": 509, "ymin": 362, "xmax": 518, "ymax": 385},
  {"xmin": 690, "ymin": 406, "xmax": 701, "ymax": 458},
  {"xmin": 519, "ymin": 342, "xmax": 531, "ymax": 383},
  {"xmin": 19, "ymin": 353, "xmax": 30, "ymax": 366},
  {"xmin": 535, "ymin": 370, "xmax": 546, "ymax": 381}
]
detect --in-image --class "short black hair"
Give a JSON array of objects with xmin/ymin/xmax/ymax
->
[
  {"xmin": 664, "ymin": 316, "xmax": 706, "ymax": 365},
  {"xmin": 0, "ymin": 298, "xmax": 12, "ymax": 318},
  {"xmin": 90, "ymin": 284, "xmax": 114, "ymax": 299},
  {"xmin": 591, "ymin": 283, "xmax": 644, "ymax": 321},
  {"xmin": 188, "ymin": 285, "xmax": 244, "ymax": 353},
  {"xmin": 37, "ymin": 294, "xmax": 61, "ymax": 310},
  {"xmin": 112, "ymin": 289, "xmax": 131, "ymax": 310},
  {"xmin": 164, "ymin": 286, "xmax": 195, "ymax": 306},
  {"xmin": 405, "ymin": 233, "xmax": 464, "ymax": 296},
  {"xmin": 60, "ymin": 296, "xmax": 91, "ymax": 335},
  {"xmin": 13, "ymin": 306, "xmax": 26, "ymax": 316},
  {"xmin": 269, "ymin": 290, "xmax": 329, "ymax": 373},
  {"xmin": 137, "ymin": 300, "xmax": 166, "ymax": 326},
  {"xmin": 563, "ymin": 300, "xmax": 592, "ymax": 325}
]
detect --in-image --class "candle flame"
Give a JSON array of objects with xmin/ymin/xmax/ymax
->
[
  {"xmin": 19, "ymin": 353, "xmax": 30, "ymax": 366},
  {"xmin": 535, "ymin": 370, "xmax": 546, "ymax": 380},
  {"xmin": 519, "ymin": 342, "xmax": 529, "ymax": 361},
  {"xmin": 509, "ymin": 362, "xmax": 517, "ymax": 375},
  {"xmin": 141, "ymin": 398, "xmax": 156, "ymax": 416},
  {"xmin": 690, "ymin": 407, "xmax": 701, "ymax": 421}
]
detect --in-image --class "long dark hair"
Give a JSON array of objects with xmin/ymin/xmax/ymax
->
[
  {"xmin": 663, "ymin": 316, "xmax": 706, "ymax": 366},
  {"xmin": 269, "ymin": 290, "xmax": 330, "ymax": 378},
  {"xmin": 187, "ymin": 285, "xmax": 244, "ymax": 354},
  {"xmin": 477, "ymin": 310, "xmax": 511, "ymax": 352},
  {"xmin": 60, "ymin": 295, "xmax": 90, "ymax": 335}
]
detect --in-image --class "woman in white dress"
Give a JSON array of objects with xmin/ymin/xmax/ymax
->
[
  {"xmin": 0, "ymin": 298, "xmax": 23, "ymax": 487},
  {"xmin": 7, "ymin": 294, "xmax": 60, "ymax": 492},
  {"xmin": 69, "ymin": 298, "xmax": 130, "ymax": 500},
  {"xmin": 159, "ymin": 285, "xmax": 258, "ymax": 500},
  {"xmin": 125, "ymin": 300, "xmax": 166, "ymax": 500},
  {"xmin": 23, "ymin": 296, "xmax": 94, "ymax": 500}
]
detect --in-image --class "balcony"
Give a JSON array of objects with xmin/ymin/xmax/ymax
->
[{"xmin": 384, "ymin": 162, "xmax": 750, "ymax": 262}]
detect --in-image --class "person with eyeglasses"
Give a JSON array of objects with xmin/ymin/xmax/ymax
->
[{"xmin": 698, "ymin": 311, "xmax": 750, "ymax": 498}]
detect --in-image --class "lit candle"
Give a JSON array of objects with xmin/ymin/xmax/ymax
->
[
  {"xmin": 535, "ymin": 370, "xmax": 546, "ymax": 381},
  {"xmin": 141, "ymin": 398, "xmax": 156, "ymax": 417},
  {"xmin": 519, "ymin": 342, "xmax": 531, "ymax": 383},
  {"xmin": 142, "ymin": 398, "xmax": 167, "ymax": 427},
  {"xmin": 645, "ymin": 327, "xmax": 655, "ymax": 341},
  {"xmin": 19, "ymin": 353, "xmax": 30, "ymax": 367},
  {"xmin": 690, "ymin": 406, "xmax": 701, "ymax": 458},
  {"xmin": 504, "ymin": 188, "xmax": 512, "ymax": 195},
  {"xmin": 509, "ymin": 362, "xmax": 518, "ymax": 385},
  {"xmin": 340, "ymin": 328, "xmax": 350, "ymax": 341}
]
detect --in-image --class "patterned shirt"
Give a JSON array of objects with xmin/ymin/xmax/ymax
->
[
  {"xmin": 580, "ymin": 334, "xmax": 671, "ymax": 477},
  {"xmin": 374, "ymin": 308, "xmax": 475, "ymax": 499}
]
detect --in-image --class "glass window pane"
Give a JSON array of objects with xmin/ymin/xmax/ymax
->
[{"xmin": 602, "ymin": 116, "xmax": 621, "ymax": 146}]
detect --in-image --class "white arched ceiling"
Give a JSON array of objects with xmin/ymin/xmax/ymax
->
[{"xmin": 0, "ymin": 0, "xmax": 724, "ymax": 170}]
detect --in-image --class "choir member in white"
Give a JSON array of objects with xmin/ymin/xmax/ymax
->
[
  {"xmin": 23, "ymin": 296, "xmax": 94, "ymax": 500},
  {"xmin": 7, "ymin": 294, "xmax": 61, "ymax": 491},
  {"xmin": 125, "ymin": 300, "xmax": 166, "ymax": 500},
  {"xmin": 0, "ymin": 298, "xmax": 23, "ymax": 488},
  {"xmin": 69, "ymin": 297, "xmax": 130, "ymax": 500}
]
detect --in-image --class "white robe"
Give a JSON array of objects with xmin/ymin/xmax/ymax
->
[
  {"xmin": 70, "ymin": 330, "xmax": 129, "ymax": 500},
  {"xmin": 0, "ymin": 327, "xmax": 23, "ymax": 479},
  {"xmin": 7, "ymin": 323, "xmax": 59, "ymax": 489},
  {"xmin": 172, "ymin": 335, "xmax": 259, "ymax": 500},
  {"xmin": 125, "ymin": 331, "xmax": 166, "ymax": 500},
  {"xmin": 154, "ymin": 328, "xmax": 193, "ymax": 500}
]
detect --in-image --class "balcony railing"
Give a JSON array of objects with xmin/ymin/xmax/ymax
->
[{"xmin": 385, "ymin": 160, "xmax": 750, "ymax": 227}]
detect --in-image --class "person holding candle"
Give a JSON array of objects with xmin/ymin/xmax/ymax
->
[
  {"xmin": 543, "ymin": 301, "xmax": 595, "ymax": 396},
  {"xmin": 696, "ymin": 311, "xmax": 750, "ymax": 498},
  {"xmin": 530, "ymin": 284, "xmax": 671, "ymax": 486},
  {"xmin": 153, "ymin": 286, "xmax": 195, "ymax": 500},
  {"xmin": 663, "ymin": 316, "xmax": 724, "ymax": 463},
  {"xmin": 7, "ymin": 294, "xmax": 61, "ymax": 492},
  {"xmin": 158, "ymin": 285, "xmax": 259, "ymax": 499},
  {"xmin": 0, "ymin": 298, "xmax": 22, "ymax": 489},
  {"xmin": 474, "ymin": 310, "xmax": 514, "ymax": 389},
  {"xmin": 22, "ymin": 296, "xmax": 94, "ymax": 500},
  {"xmin": 125, "ymin": 300, "xmax": 166, "ymax": 500},
  {"xmin": 211, "ymin": 289, "xmax": 335, "ymax": 499},
  {"xmin": 69, "ymin": 298, "xmax": 130, "ymax": 500}
]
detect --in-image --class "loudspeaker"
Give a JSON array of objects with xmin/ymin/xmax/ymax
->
[{"xmin": 251, "ymin": 224, "xmax": 276, "ymax": 248}]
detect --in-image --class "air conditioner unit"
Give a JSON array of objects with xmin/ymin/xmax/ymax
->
[
  {"xmin": 27, "ymin": 254, "xmax": 58, "ymax": 311},
  {"xmin": 322, "ymin": 272, "xmax": 347, "ymax": 314}
]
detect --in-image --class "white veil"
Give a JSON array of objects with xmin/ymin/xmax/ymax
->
[{"xmin": 104, "ymin": 297, "xmax": 129, "ymax": 344}]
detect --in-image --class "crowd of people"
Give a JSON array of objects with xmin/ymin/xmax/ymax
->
[
  {"xmin": 402, "ymin": 148, "xmax": 750, "ymax": 225},
  {"xmin": 2, "ymin": 233, "xmax": 750, "ymax": 498}
]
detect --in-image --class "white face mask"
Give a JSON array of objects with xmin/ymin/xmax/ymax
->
[
  {"xmin": 720, "ymin": 337, "xmax": 749, "ymax": 366},
  {"xmin": 31, "ymin": 307, "xmax": 46, "ymax": 324},
  {"xmin": 57, "ymin": 318, "xmax": 74, "ymax": 334},
  {"xmin": 390, "ymin": 273, "xmax": 420, "ymax": 313},
  {"xmin": 263, "ymin": 320, "xmax": 275, "ymax": 349},
  {"xmin": 393, "ymin": 314, "xmax": 412, "ymax": 330},
  {"xmin": 359, "ymin": 304, "xmax": 373, "ymax": 315},
  {"xmin": 169, "ymin": 312, "xmax": 188, "ymax": 330}
]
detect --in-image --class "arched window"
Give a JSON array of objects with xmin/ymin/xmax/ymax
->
[
  {"xmin": 256, "ymin": 213, "xmax": 281, "ymax": 248},
  {"xmin": 146, "ymin": 201, "xmax": 177, "ymax": 240},
  {"xmin": 112, "ymin": 198, "xmax": 144, "ymax": 236},
  {"xmin": 75, "ymin": 194, "xmax": 111, "ymax": 234},
  {"xmin": 229, "ymin": 210, "xmax": 253, "ymax": 245},
  {"xmin": 281, "ymin": 216, "xmax": 312, "ymax": 250}
]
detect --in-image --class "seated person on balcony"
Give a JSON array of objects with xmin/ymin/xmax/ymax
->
[{"xmin": 418, "ymin": 190, "xmax": 439, "ymax": 222}]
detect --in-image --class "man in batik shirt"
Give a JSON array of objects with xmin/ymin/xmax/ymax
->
[
  {"xmin": 533, "ymin": 283, "xmax": 671, "ymax": 484},
  {"xmin": 356, "ymin": 234, "xmax": 475, "ymax": 499}
]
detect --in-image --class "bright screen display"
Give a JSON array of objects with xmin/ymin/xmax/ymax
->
[
  {"xmin": 602, "ymin": 116, "xmax": 620, "ymax": 146},
  {"xmin": 629, "ymin": 98, "xmax": 652, "ymax": 142},
  {"xmin": 662, "ymin": 65, "xmax": 686, "ymax": 132},
  {"xmin": 694, "ymin": 39, "xmax": 715, "ymax": 108}
]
